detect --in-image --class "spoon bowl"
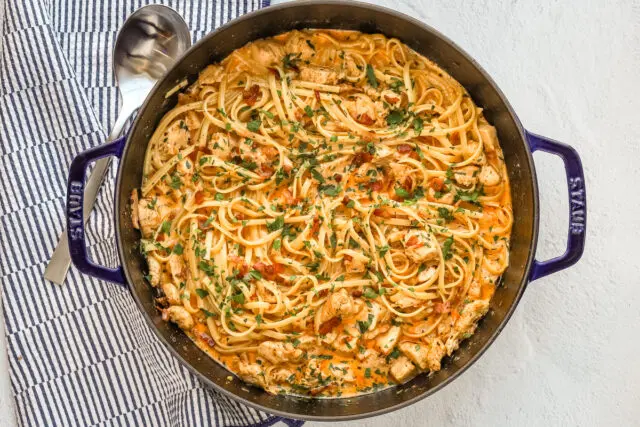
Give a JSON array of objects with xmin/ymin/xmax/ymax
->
[
  {"xmin": 44, "ymin": 4, "xmax": 190, "ymax": 285},
  {"xmin": 114, "ymin": 4, "xmax": 191, "ymax": 113}
]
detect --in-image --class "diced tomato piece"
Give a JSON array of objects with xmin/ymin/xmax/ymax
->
[
  {"xmin": 351, "ymin": 151, "xmax": 373, "ymax": 167},
  {"xmin": 430, "ymin": 177, "xmax": 445, "ymax": 192},
  {"xmin": 230, "ymin": 255, "xmax": 248, "ymax": 278},
  {"xmin": 318, "ymin": 316, "xmax": 341, "ymax": 335},
  {"xmin": 314, "ymin": 90, "xmax": 322, "ymax": 103},
  {"xmin": 194, "ymin": 191, "xmax": 205, "ymax": 204},
  {"xmin": 253, "ymin": 261, "xmax": 284, "ymax": 281},
  {"xmin": 402, "ymin": 176, "xmax": 413, "ymax": 192},
  {"xmin": 369, "ymin": 180, "xmax": 383, "ymax": 192},
  {"xmin": 373, "ymin": 208, "xmax": 392, "ymax": 218},
  {"xmin": 282, "ymin": 189, "xmax": 297, "ymax": 205},
  {"xmin": 268, "ymin": 68, "xmax": 281, "ymax": 80},
  {"xmin": 259, "ymin": 164, "xmax": 274, "ymax": 177},
  {"xmin": 397, "ymin": 144, "xmax": 413, "ymax": 154},
  {"xmin": 384, "ymin": 94, "xmax": 400, "ymax": 104},
  {"xmin": 357, "ymin": 113, "xmax": 375, "ymax": 126},
  {"xmin": 406, "ymin": 235, "xmax": 420, "ymax": 247},
  {"xmin": 311, "ymin": 216, "xmax": 321, "ymax": 235},
  {"xmin": 242, "ymin": 84, "xmax": 261, "ymax": 106},
  {"xmin": 434, "ymin": 302, "xmax": 451, "ymax": 314}
]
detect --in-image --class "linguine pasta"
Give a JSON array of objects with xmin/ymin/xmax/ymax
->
[{"xmin": 131, "ymin": 29, "xmax": 512, "ymax": 397}]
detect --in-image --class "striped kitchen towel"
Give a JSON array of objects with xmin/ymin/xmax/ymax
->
[{"xmin": 0, "ymin": 0, "xmax": 304, "ymax": 426}]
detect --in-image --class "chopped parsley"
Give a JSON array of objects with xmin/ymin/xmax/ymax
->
[
  {"xmin": 319, "ymin": 184, "xmax": 342, "ymax": 197},
  {"xmin": 442, "ymin": 236, "xmax": 454, "ymax": 260},
  {"xmin": 357, "ymin": 313, "xmax": 374, "ymax": 334},
  {"xmin": 394, "ymin": 187, "xmax": 411, "ymax": 199},
  {"xmin": 282, "ymin": 53, "xmax": 301, "ymax": 70},
  {"xmin": 247, "ymin": 270, "xmax": 262, "ymax": 280},
  {"xmin": 363, "ymin": 287, "xmax": 378, "ymax": 299},
  {"xmin": 266, "ymin": 216, "xmax": 285, "ymax": 232},
  {"xmin": 231, "ymin": 292, "xmax": 245, "ymax": 304},
  {"xmin": 195, "ymin": 288, "xmax": 209, "ymax": 298},
  {"xmin": 437, "ymin": 207, "xmax": 454, "ymax": 222},
  {"xmin": 386, "ymin": 109, "xmax": 405, "ymax": 126},
  {"xmin": 413, "ymin": 117, "xmax": 424, "ymax": 135},
  {"xmin": 160, "ymin": 221, "xmax": 171, "ymax": 234},
  {"xmin": 304, "ymin": 105, "xmax": 314, "ymax": 117},
  {"xmin": 378, "ymin": 245, "xmax": 390, "ymax": 258},
  {"xmin": 247, "ymin": 119, "xmax": 262, "ymax": 132},
  {"xmin": 310, "ymin": 168, "xmax": 325, "ymax": 183},
  {"xmin": 366, "ymin": 64, "xmax": 378, "ymax": 88},
  {"xmin": 273, "ymin": 239, "xmax": 282, "ymax": 250}
]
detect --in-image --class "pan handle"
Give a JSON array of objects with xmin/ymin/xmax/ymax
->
[
  {"xmin": 279, "ymin": 418, "xmax": 305, "ymax": 427},
  {"xmin": 66, "ymin": 137, "xmax": 127, "ymax": 285},
  {"xmin": 526, "ymin": 131, "xmax": 586, "ymax": 281}
]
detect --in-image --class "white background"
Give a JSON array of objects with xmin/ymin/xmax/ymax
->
[{"xmin": 1, "ymin": 0, "xmax": 639, "ymax": 426}]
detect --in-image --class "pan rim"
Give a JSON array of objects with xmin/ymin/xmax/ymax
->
[{"xmin": 114, "ymin": 0, "xmax": 539, "ymax": 420}]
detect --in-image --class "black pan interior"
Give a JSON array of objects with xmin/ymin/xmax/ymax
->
[{"xmin": 115, "ymin": 1, "xmax": 537, "ymax": 420}]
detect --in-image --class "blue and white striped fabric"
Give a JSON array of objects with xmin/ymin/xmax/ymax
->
[{"xmin": 0, "ymin": 1, "xmax": 304, "ymax": 426}]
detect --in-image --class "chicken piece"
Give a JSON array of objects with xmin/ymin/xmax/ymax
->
[
  {"xmin": 130, "ymin": 190, "xmax": 140, "ymax": 229},
  {"xmin": 399, "ymin": 341, "xmax": 429, "ymax": 370},
  {"xmin": 418, "ymin": 266, "xmax": 437, "ymax": 283},
  {"xmin": 333, "ymin": 331, "xmax": 359, "ymax": 354},
  {"xmin": 299, "ymin": 65, "xmax": 340, "ymax": 85},
  {"xmin": 257, "ymin": 341, "xmax": 303, "ymax": 364},
  {"xmin": 250, "ymin": 40, "xmax": 285, "ymax": 71},
  {"xmin": 207, "ymin": 132, "xmax": 236, "ymax": 160},
  {"xmin": 237, "ymin": 362, "xmax": 266, "ymax": 387},
  {"xmin": 403, "ymin": 230, "xmax": 438, "ymax": 263},
  {"xmin": 362, "ymin": 301, "xmax": 384, "ymax": 332},
  {"xmin": 168, "ymin": 254, "xmax": 186, "ymax": 283},
  {"xmin": 478, "ymin": 165, "xmax": 501, "ymax": 186},
  {"xmin": 375, "ymin": 325, "xmax": 401, "ymax": 355},
  {"xmin": 284, "ymin": 34, "xmax": 315, "ymax": 61},
  {"xmin": 453, "ymin": 165, "xmax": 479, "ymax": 187},
  {"xmin": 158, "ymin": 120, "xmax": 191, "ymax": 159},
  {"xmin": 147, "ymin": 257, "xmax": 161, "ymax": 287},
  {"xmin": 162, "ymin": 306, "xmax": 194, "ymax": 330},
  {"xmin": 478, "ymin": 123, "xmax": 497, "ymax": 153},
  {"xmin": 137, "ymin": 196, "xmax": 176, "ymax": 238},
  {"xmin": 389, "ymin": 162, "xmax": 413, "ymax": 185},
  {"xmin": 198, "ymin": 64, "xmax": 224, "ymax": 85},
  {"xmin": 426, "ymin": 340, "xmax": 446, "ymax": 371},
  {"xmin": 353, "ymin": 162, "xmax": 377, "ymax": 184},
  {"xmin": 427, "ymin": 186, "xmax": 454, "ymax": 204},
  {"xmin": 390, "ymin": 356, "xmax": 416, "ymax": 382},
  {"xmin": 389, "ymin": 292, "xmax": 422, "ymax": 309},
  {"xmin": 269, "ymin": 367, "xmax": 295, "ymax": 384},
  {"xmin": 343, "ymin": 97, "xmax": 386, "ymax": 127},
  {"xmin": 176, "ymin": 157, "xmax": 194, "ymax": 181},
  {"xmin": 282, "ymin": 156, "xmax": 294, "ymax": 172},
  {"xmin": 319, "ymin": 289, "xmax": 356, "ymax": 324},
  {"xmin": 329, "ymin": 363, "xmax": 356, "ymax": 383},
  {"xmin": 467, "ymin": 279, "xmax": 481, "ymax": 298},
  {"xmin": 161, "ymin": 282, "xmax": 181, "ymax": 305},
  {"xmin": 321, "ymin": 331, "xmax": 338, "ymax": 345},
  {"xmin": 454, "ymin": 300, "xmax": 490, "ymax": 337},
  {"xmin": 343, "ymin": 253, "xmax": 369, "ymax": 273},
  {"xmin": 185, "ymin": 111, "xmax": 201, "ymax": 134}
]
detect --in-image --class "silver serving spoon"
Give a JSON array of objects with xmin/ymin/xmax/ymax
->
[{"xmin": 45, "ymin": 5, "xmax": 190, "ymax": 285}]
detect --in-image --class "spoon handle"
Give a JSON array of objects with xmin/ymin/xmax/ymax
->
[{"xmin": 44, "ymin": 107, "xmax": 134, "ymax": 285}]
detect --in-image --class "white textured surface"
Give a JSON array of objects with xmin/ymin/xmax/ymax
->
[{"xmin": 1, "ymin": 0, "xmax": 639, "ymax": 426}]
